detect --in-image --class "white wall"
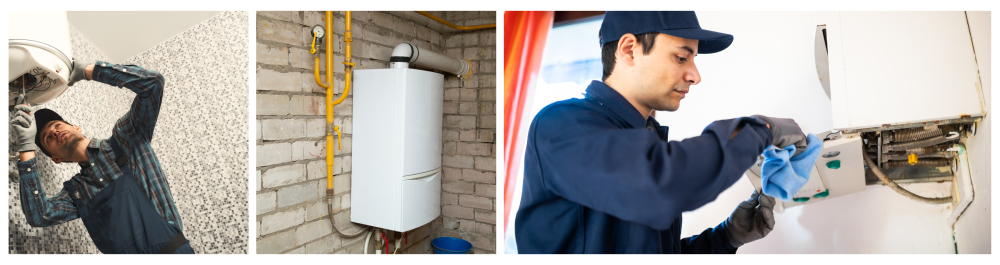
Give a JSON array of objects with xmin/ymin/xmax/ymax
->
[
  {"xmin": 666, "ymin": 11, "xmax": 978, "ymax": 253},
  {"xmin": 508, "ymin": 11, "xmax": 988, "ymax": 254},
  {"xmin": 952, "ymin": 11, "xmax": 991, "ymax": 254},
  {"xmin": 656, "ymin": 12, "xmax": 832, "ymax": 139}
]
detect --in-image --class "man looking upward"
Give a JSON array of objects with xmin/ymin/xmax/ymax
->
[{"xmin": 11, "ymin": 60, "xmax": 193, "ymax": 254}]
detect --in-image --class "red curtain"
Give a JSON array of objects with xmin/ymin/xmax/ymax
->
[{"xmin": 503, "ymin": 11, "xmax": 553, "ymax": 234}]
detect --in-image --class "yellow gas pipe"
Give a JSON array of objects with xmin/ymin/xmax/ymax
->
[
  {"xmin": 314, "ymin": 11, "xmax": 353, "ymax": 196},
  {"xmin": 414, "ymin": 11, "xmax": 496, "ymax": 30},
  {"xmin": 313, "ymin": 11, "xmax": 363, "ymax": 237}
]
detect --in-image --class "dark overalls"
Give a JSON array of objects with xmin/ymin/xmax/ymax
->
[
  {"xmin": 515, "ymin": 81, "xmax": 773, "ymax": 253},
  {"xmin": 63, "ymin": 138, "xmax": 193, "ymax": 254}
]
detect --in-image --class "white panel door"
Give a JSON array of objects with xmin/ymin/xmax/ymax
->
[{"xmin": 826, "ymin": 11, "xmax": 983, "ymax": 130}]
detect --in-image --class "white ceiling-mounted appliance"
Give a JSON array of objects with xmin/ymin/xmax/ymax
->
[
  {"xmin": 746, "ymin": 12, "xmax": 982, "ymax": 225},
  {"xmin": 351, "ymin": 43, "xmax": 471, "ymax": 232},
  {"xmin": 9, "ymin": 11, "xmax": 76, "ymax": 107}
]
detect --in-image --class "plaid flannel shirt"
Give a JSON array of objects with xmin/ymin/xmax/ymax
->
[{"xmin": 17, "ymin": 61, "xmax": 183, "ymax": 231}]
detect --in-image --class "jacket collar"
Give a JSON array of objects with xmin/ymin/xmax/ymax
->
[{"xmin": 584, "ymin": 80, "xmax": 648, "ymax": 129}]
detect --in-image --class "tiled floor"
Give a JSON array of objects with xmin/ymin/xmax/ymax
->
[{"xmin": 8, "ymin": 11, "xmax": 249, "ymax": 254}]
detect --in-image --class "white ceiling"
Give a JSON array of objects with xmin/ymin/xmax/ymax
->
[{"xmin": 67, "ymin": 11, "xmax": 221, "ymax": 63}]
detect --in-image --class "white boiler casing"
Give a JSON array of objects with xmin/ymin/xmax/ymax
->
[
  {"xmin": 351, "ymin": 68, "xmax": 443, "ymax": 232},
  {"xmin": 819, "ymin": 11, "xmax": 984, "ymax": 130},
  {"xmin": 9, "ymin": 11, "xmax": 74, "ymax": 106}
]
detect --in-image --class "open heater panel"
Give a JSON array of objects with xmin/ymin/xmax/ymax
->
[
  {"xmin": 9, "ymin": 12, "xmax": 75, "ymax": 107},
  {"xmin": 858, "ymin": 123, "xmax": 977, "ymax": 186},
  {"xmin": 747, "ymin": 12, "xmax": 982, "ymax": 223}
]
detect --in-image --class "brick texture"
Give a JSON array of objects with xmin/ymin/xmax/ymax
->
[
  {"xmin": 258, "ymin": 11, "xmax": 488, "ymax": 254},
  {"xmin": 433, "ymin": 11, "xmax": 498, "ymax": 254}
]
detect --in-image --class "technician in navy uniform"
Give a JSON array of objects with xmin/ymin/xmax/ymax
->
[{"xmin": 515, "ymin": 11, "xmax": 808, "ymax": 254}]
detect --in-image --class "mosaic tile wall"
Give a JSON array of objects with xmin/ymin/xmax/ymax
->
[{"xmin": 8, "ymin": 11, "xmax": 249, "ymax": 254}]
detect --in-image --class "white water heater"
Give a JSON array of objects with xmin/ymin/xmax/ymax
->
[
  {"xmin": 9, "ymin": 11, "xmax": 75, "ymax": 106},
  {"xmin": 820, "ymin": 11, "xmax": 984, "ymax": 130},
  {"xmin": 746, "ymin": 12, "xmax": 981, "ymax": 221},
  {"xmin": 351, "ymin": 68, "xmax": 443, "ymax": 232}
]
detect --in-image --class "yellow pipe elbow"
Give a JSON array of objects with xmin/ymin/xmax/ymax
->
[
  {"xmin": 314, "ymin": 57, "xmax": 329, "ymax": 89},
  {"xmin": 325, "ymin": 11, "xmax": 355, "ymax": 194},
  {"xmin": 335, "ymin": 11, "xmax": 353, "ymax": 106},
  {"xmin": 334, "ymin": 71, "xmax": 351, "ymax": 105}
]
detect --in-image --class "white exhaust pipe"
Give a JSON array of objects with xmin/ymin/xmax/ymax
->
[{"xmin": 390, "ymin": 43, "xmax": 470, "ymax": 77}]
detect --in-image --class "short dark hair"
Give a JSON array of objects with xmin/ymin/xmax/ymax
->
[
  {"xmin": 37, "ymin": 120, "xmax": 72, "ymax": 159},
  {"xmin": 600, "ymin": 32, "xmax": 660, "ymax": 81}
]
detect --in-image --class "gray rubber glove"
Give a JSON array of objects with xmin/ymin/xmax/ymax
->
[
  {"xmin": 11, "ymin": 105, "xmax": 37, "ymax": 153},
  {"xmin": 752, "ymin": 115, "xmax": 807, "ymax": 157},
  {"xmin": 724, "ymin": 190, "xmax": 776, "ymax": 248},
  {"xmin": 67, "ymin": 59, "xmax": 89, "ymax": 87}
]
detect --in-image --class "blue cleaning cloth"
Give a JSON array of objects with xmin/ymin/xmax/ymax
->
[{"xmin": 760, "ymin": 134, "xmax": 823, "ymax": 201}]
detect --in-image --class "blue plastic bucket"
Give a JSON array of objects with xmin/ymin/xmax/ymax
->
[{"xmin": 431, "ymin": 237, "xmax": 472, "ymax": 254}]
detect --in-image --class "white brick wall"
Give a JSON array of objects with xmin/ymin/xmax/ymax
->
[
  {"xmin": 261, "ymin": 119, "xmax": 305, "ymax": 140},
  {"xmin": 258, "ymin": 43, "xmax": 289, "ymax": 66},
  {"xmin": 261, "ymin": 164, "xmax": 305, "ymax": 189},
  {"xmin": 257, "ymin": 229, "xmax": 295, "ymax": 254},
  {"xmin": 305, "ymin": 200, "xmax": 328, "ymax": 221},
  {"xmin": 443, "ymin": 181, "xmax": 474, "ymax": 194},
  {"xmin": 459, "ymin": 195, "xmax": 492, "ymax": 210},
  {"xmin": 257, "ymin": 68, "xmax": 300, "ymax": 92},
  {"xmin": 443, "ymin": 155, "xmax": 475, "ymax": 169},
  {"xmin": 257, "ymin": 19, "xmax": 302, "ymax": 45},
  {"xmin": 291, "ymin": 140, "xmax": 325, "ymax": 161},
  {"xmin": 434, "ymin": 11, "xmax": 497, "ymax": 254},
  {"xmin": 443, "ymin": 205, "xmax": 474, "ymax": 219},
  {"xmin": 257, "ymin": 143, "xmax": 291, "ymax": 167},
  {"xmin": 257, "ymin": 94, "xmax": 290, "ymax": 115},
  {"xmin": 295, "ymin": 219, "xmax": 333, "ymax": 246},
  {"xmin": 277, "ymin": 182, "xmax": 309, "ymax": 207},
  {"xmin": 290, "ymin": 95, "xmax": 326, "ymax": 115},
  {"xmin": 257, "ymin": 11, "xmax": 459, "ymax": 254},
  {"xmin": 261, "ymin": 207, "xmax": 305, "ymax": 236},
  {"xmin": 258, "ymin": 192, "xmax": 276, "ymax": 215}
]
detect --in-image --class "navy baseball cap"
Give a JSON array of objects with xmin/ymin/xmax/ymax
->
[
  {"xmin": 599, "ymin": 11, "xmax": 733, "ymax": 54},
  {"xmin": 33, "ymin": 108, "xmax": 69, "ymax": 157}
]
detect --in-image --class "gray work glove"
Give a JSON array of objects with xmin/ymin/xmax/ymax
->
[
  {"xmin": 724, "ymin": 190, "xmax": 776, "ymax": 248},
  {"xmin": 11, "ymin": 105, "xmax": 37, "ymax": 153},
  {"xmin": 67, "ymin": 59, "xmax": 89, "ymax": 87},
  {"xmin": 752, "ymin": 115, "xmax": 807, "ymax": 157}
]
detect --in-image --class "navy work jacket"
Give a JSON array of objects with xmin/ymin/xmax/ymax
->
[{"xmin": 515, "ymin": 81, "xmax": 773, "ymax": 254}]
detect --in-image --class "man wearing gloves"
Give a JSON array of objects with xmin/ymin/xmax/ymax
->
[
  {"xmin": 515, "ymin": 11, "xmax": 809, "ymax": 253},
  {"xmin": 10, "ymin": 61, "xmax": 193, "ymax": 254}
]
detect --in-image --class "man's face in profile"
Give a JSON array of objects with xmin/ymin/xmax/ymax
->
[{"xmin": 631, "ymin": 33, "xmax": 702, "ymax": 112}]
